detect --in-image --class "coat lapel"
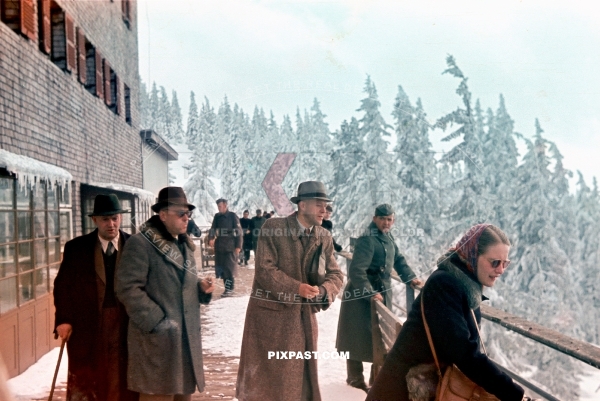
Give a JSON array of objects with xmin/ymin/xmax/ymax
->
[{"xmin": 94, "ymin": 240, "xmax": 106, "ymax": 284}]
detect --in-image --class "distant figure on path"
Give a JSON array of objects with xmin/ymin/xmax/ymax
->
[{"xmin": 208, "ymin": 198, "xmax": 243, "ymax": 296}]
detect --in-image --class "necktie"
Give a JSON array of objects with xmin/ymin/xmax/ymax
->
[
  {"xmin": 301, "ymin": 228, "xmax": 310, "ymax": 248},
  {"xmin": 106, "ymin": 241, "xmax": 114, "ymax": 256}
]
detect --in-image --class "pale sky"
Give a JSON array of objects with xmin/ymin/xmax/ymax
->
[{"xmin": 138, "ymin": 0, "xmax": 600, "ymax": 188}]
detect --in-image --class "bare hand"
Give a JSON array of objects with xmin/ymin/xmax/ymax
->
[
  {"xmin": 372, "ymin": 293, "xmax": 384, "ymax": 302},
  {"xmin": 201, "ymin": 277, "xmax": 215, "ymax": 294},
  {"xmin": 208, "ymin": 239, "xmax": 215, "ymax": 247},
  {"xmin": 299, "ymin": 283, "xmax": 320, "ymax": 299},
  {"xmin": 56, "ymin": 323, "xmax": 72, "ymax": 341},
  {"xmin": 410, "ymin": 278, "xmax": 423, "ymax": 289},
  {"xmin": 235, "ymin": 248, "xmax": 241, "ymax": 254}
]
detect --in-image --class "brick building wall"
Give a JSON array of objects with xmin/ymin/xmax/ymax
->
[{"xmin": 0, "ymin": 0, "xmax": 141, "ymax": 236}]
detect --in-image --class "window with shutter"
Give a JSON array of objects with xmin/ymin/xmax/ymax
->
[
  {"xmin": 76, "ymin": 27, "xmax": 86, "ymax": 84},
  {"xmin": 38, "ymin": 0, "xmax": 51, "ymax": 54},
  {"xmin": 121, "ymin": 0, "xmax": 131, "ymax": 28},
  {"xmin": 84, "ymin": 43, "xmax": 96, "ymax": 95},
  {"xmin": 104, "ymin": 59, "xmax": 111, "ymax": 106},
  {"xmin": 95, "ymin": 49, "xmax": 103, "ymax": 98},
  {"xmin": 64, "ymin": 13, "xmax": 76, "ymax": 73},
  {"xmin": 20, "ymin": 0, "xmax": 36, "ymax": 41},
  {"xmin": 115, "ymin": 75, "xmax": 121, "ymax": 115},
  {"xmin": 124, "ymin": 84, "xmax": 132, "ymax": 125},
  {"xmin": 49, "ymin": 2, "xmax": 66, "ymax": 70}
]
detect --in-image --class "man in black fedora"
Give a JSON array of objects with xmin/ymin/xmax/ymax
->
[
  {"xmin": 117, "ymin": 186, "xmax": 215, "ymax": 401},
  {"xmin": 54, "ymin": 194, "xmax": 138, "ymax": 401},
  {"xmin": 236, "ymin": 181, "xmax": 344, "ymax": 401},
  {"xmin": 208, "ymin": 198, "xmax": 243, "ymax": 296}
]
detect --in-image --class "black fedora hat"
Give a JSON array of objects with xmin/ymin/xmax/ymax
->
[
  {"xmin": 290, "ymin": 181, "xmax": 332, "ymax": 204},
  {"xmin": 151, "ymin": 186, "xmax": 196, "ymax": 213},
  {"xmin": 88, "ymin": 194, "xmax": 129, "ymax": 216}
]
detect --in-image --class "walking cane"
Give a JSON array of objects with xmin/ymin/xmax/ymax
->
[{"xmin": 48, "ymin": 338, "xmax": 66, "ymax": 401}]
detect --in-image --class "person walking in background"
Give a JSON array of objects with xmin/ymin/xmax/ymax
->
[
  {"xmin": 321, "ymin": 204, "xmax": 343, "ymax": 252},
  {"xmin": 116, "ymin": 187, "xmax": 215, "ymax": 401},
  {"xmin": 239, "ymin": 210, "xmax": 253, "ymax": 265},
  {"xmin": 187, "ymin": 217, "xmax": 202, "ymax": 237},
  {"xmin": 54, "ymin": 194, "xmax": 138, "ymax": 401},
  {"xmin": 336, "ymin": 204, "xmax": 422, "ymax": 392},
  {"xmin": 236, "ymin": 181, "xmax": 344, "ymax": 401},
  {"xmin": 208, "ymin": 198, "xmax": 243, "ymax": 296},
  {"xmin": 250, "ymin": 209, "xmax": 266, "ymax": 255}
]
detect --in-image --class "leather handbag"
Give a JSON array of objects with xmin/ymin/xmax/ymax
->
[
  {"xmin": 306, "ymin": 244, "xmax": 326, "ymax": 286},
  {"xmin": 420, "ymin": 295, "xmax": 500, "ymax": 401}
]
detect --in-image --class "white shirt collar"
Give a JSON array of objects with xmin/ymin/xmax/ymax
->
[
  {"xmin": 98, "ymin": 232, "xmax": 120, "ymax": 253},
  {"xmin": 296, "ymin": 217, "xmax": 313, "ymax": 234}
]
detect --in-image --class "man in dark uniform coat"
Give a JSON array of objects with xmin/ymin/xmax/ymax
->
[
  {"xmin": 239, "ymin": 210, "xmax": 253, "ymax": 265},
  {"xmin": 336, "ymin": 204, "xmax": 422, "ymax": 392},
  {"xmin": 208, "ymin": 198, "xmax": 242, "ymax": 296},
  {"xmin": 250, "ymin": 209, "xmax": 266, "ymax": 253},
  {"xmin": 54, "ymin": 194, "xmax": 138, "ymax": 401}
]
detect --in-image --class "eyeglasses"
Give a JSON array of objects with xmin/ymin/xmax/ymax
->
[
  {"xmin": 170, "ymin": 210, "xmax": 193, "ymax": 218},
  {"xmin": 487, "ymin": 258, "xmax": 511, "ymax": 269}
]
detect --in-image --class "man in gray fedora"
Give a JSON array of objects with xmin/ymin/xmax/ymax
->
[
  {"xmin": 116, "ymin": 187, "xmax": 215, "ymax": 401},
  {"xmin": 236, "ymin": 181, "xmax": 344, "ymax": 401},
  {"xmin": 54, "ymin": 194, "xmax": 138, "ymax": 401}
]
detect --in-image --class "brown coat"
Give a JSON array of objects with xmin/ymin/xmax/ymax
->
[{"xmin": 236, "ymin": 214, "xmax": 344, "ymax": 401}]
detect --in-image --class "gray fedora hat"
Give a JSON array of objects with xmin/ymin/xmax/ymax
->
[
  {"xmin": 88, "ymin": 194, "xmax": 129, "ymax": 216},
  {"xmin": 290, "ymin": 181, "xmax": 332, "ymax": 204}
]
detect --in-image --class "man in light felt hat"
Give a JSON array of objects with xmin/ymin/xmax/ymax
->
[
  {"xmin": 336, "ymin": 203, "xmax": 423, "ymax": 392},
  {"xmin": 116, "ymin": 187, "xmax": 215, "ymax": 401},
  {"xmin": 236, "ymin": 181, "xmax": 344, "ymax": 401},
  {"xmin": 54, "ymin": 194, "xmax": 138, "ymax": 401}
]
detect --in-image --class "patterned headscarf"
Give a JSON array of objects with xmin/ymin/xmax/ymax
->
[{"xmin": 452, "ymin": 224, "xmax": 491, "ymax": 273}]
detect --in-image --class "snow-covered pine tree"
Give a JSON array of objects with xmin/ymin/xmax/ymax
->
[
  {"xmin": 575, "ymin": 173, "xmax": 600, "ymax": 344},
  {"xmin": 184, "ymin": 93, "xmax": 218, "ymax": 223},
  {"xmin": 391, "ymin": 85, "xmax": 441, "ymax": 274},
  {"xmin": 490, "ymin": 120, "xmax": 581, "ymax": 400},
  {"xmin": 216, "ymin": 96, "xmax": 234, "ymax": 201},
  {"xmin": 436, "ymin": 56, "xmax": 492, "ymax": 232},
  {"xmin": 331, "ymin": 117, "xmax": 368, "ymax": 242},
  {"xmin": 139, "ymin": 81, "xmax": 151, "ymax": 129},
  {"xmin": 280, "ymin": 114, "xmax": 300, "ymax": 201},
  {"xmin": 169, "ymin": 90, "xmax": 185, "ymax": 144},
  {"xmin": 356, "ymin": 76, "xmax": 395, "ymax": 210}
]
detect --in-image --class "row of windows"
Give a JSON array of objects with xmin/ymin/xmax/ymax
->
[
  {"xmin": 0, "ymin": 0, "xmax": 133, "ymax": 125},
  {"xmin": 0, "ymin": 174, "xmax": 72, "ymax": 314}
]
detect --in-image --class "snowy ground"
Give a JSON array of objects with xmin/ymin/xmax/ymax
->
[
  {"xmin": 7, "ymin": 346, "xmax": 68, "ymax": 400},
  {"xmin": 8, "ymin": 292, "xmax": 600, "ymax": 401},
  {"xmin": 203, "ymin": 295, "xmax": 368, "ymax": 401}
]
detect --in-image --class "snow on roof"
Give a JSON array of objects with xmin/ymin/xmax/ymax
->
[
  {"xmin": 0, "ymin": 149, "xmax": 72, "ymax": 188},
  {"xmin": 89, "ymin": 182, "xmax": 156, "ymax": 204}
]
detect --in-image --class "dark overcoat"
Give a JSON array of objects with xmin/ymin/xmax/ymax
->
[
  {"xmin": 236, "ymin": 214, "xmax": 344, "ymax": 401},
  {"xmin": 250, "ymin": 216, "xmax": 266, "ymax": 249},
  {"xmin": 366, "ymin": 252, "xmax": 524, "ymax": 401},
  {"xmin": 336, "ymin": 222, "xmax": 416, "ymax": 362},
  {"xmin": 53, "ymin": 229, "xmax": 138, "ymax": 401},
  {"xmin": 116, "ymin": 216, "xmax": 212, "ymax": 395},
  {"xmin": 209, "ymin": 211, "xmax": 243, "ymax": 252},
  {"xmin": 239, "ymin": 217, "xmax": 253, "ymax": 249}
]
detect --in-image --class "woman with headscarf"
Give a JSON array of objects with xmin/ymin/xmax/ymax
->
[{"xmin": 367, "ymin": 224, "xmax": 533, "ymax": 401}]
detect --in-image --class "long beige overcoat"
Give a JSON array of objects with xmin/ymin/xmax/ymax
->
[{"xmin": 236, "ymin": 213, "xmax": 344, "ymax": 401}]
